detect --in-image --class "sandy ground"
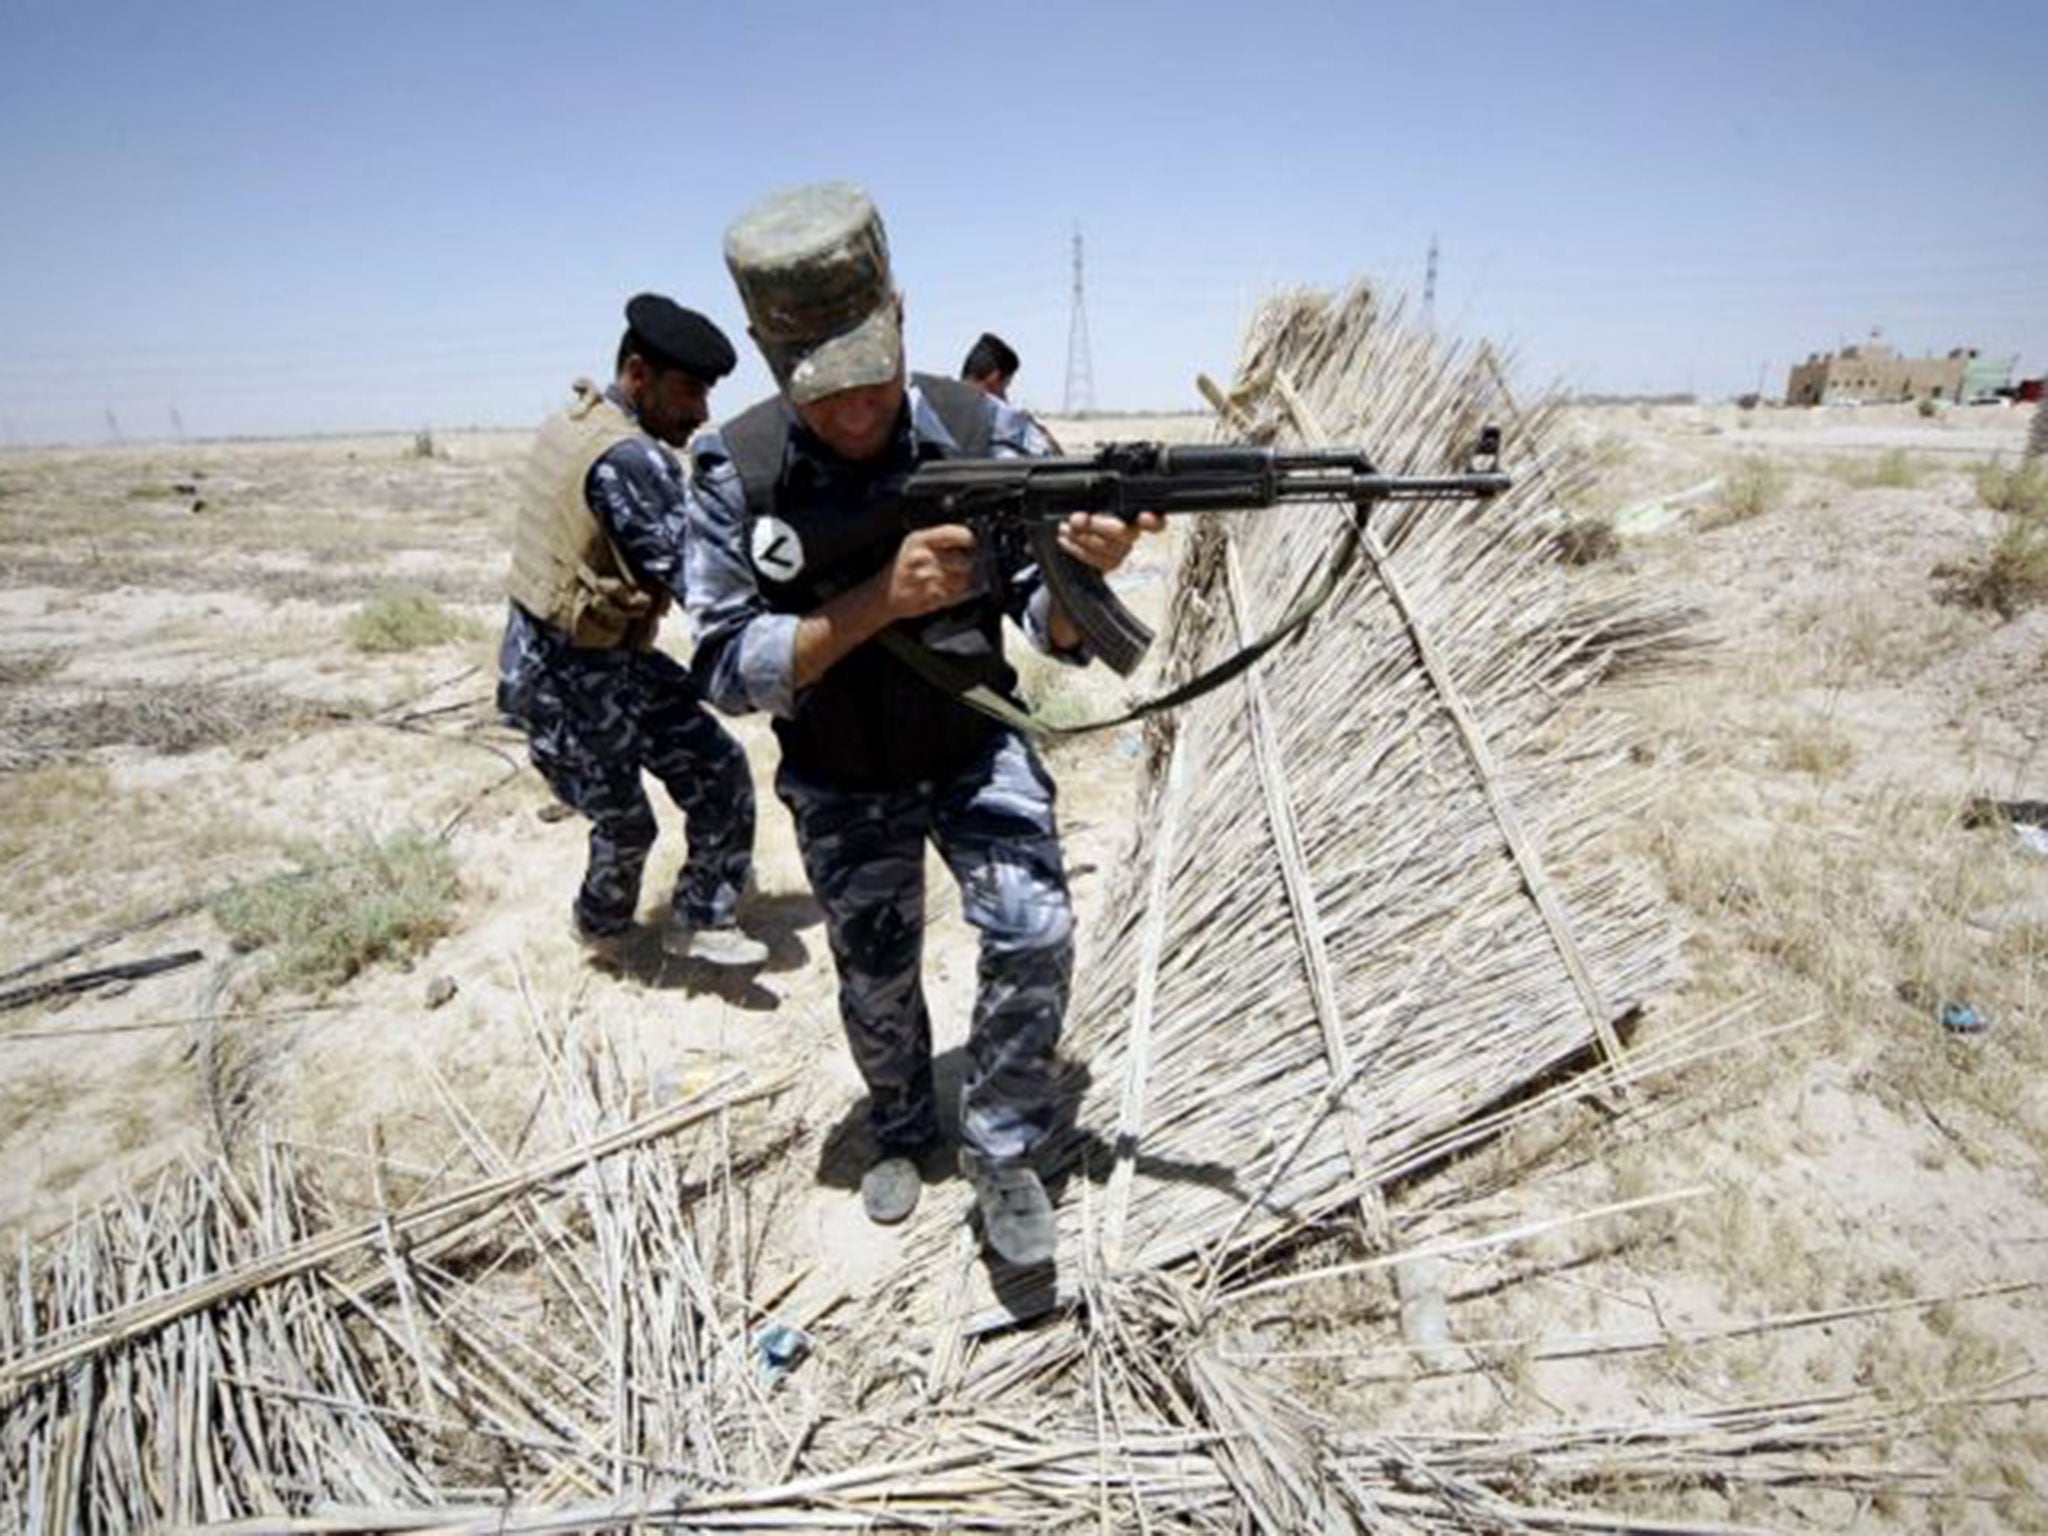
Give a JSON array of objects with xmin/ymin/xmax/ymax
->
[
  {"xmin": 1, "ymin": 400, "xmax": 2044, "ymax": 1526},
  {"xmin": 0, "ymin": 415, "xmax": 1199, "ymax": 1280},
  {"xmin": 1348, "ymin": 400, "xmax": 2048, "ymax": 1528}
]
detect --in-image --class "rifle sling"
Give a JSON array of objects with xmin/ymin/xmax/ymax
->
[{"xmin": 878, "ymin": 516, "xmax": 1362, "ymax": 738}]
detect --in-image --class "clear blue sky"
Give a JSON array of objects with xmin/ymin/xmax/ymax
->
[{"xmin": 2, "ymin": 0, "xmax": 2043, "ymax": 442}]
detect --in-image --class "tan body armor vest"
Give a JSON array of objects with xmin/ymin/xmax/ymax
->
[{"xmin": 506, "ymin": 380, "xmax": 671, "ymax": 650}]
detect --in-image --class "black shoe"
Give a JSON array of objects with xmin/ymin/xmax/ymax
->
[
  {"xmin": 959, "ymin": 1149, "xmax": 1055, "ymax": 1267},
  {"xmin": 860, "ymin": 1154, "xmax": 922, "ymax": 1225}
]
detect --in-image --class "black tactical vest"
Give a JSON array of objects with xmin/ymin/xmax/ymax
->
[{"xmin": 721, "ymin": 374, "xmax": 1017, "ymax": 791}]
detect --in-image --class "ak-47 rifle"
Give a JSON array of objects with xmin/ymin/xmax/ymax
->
[{"xmin": 900, "ymin": 429, "xmax": 1509, "ymax": 678}]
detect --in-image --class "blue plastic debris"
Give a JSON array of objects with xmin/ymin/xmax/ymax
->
[
  {"xmin": 754, "ymin": 1325, "xmax": 811, "ymax": 1385},
  {"xmin": 1940, "ymin": 1003, "xmax": 1987, "ymax": 1035}
]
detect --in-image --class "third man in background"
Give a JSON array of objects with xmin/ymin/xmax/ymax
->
[{"xmin": 959, "ymin": 331, "xmax": 1020, "ymax": 401}]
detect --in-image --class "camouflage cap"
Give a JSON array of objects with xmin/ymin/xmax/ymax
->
[{"xmin": 723, "ymin": 182, "xmax": 902, "ymax": 405}]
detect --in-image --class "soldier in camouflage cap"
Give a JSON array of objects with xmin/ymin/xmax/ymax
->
[
  {"xmin": 683, "ymin": 183, "xmax": 1160, "ymax": 1270},
  {"xmin": 724, "ymin": 181, "xmax": 904, "ymax": 406}
]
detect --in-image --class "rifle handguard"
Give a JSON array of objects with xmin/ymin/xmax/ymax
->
[{"xmin": 1029, "ymin": 521, "xmax": 1154, "ymax": 676}]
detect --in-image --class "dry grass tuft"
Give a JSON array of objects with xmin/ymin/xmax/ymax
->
[
  {"xmin": 1973, "ymin": 457, "xmax": 2048, "ymax": 520},
  {"xmin": 0, "ymin": 649, "xmax": 69, "ymax": 687},
  {"xmin": 1933, "ymin": 522, "xmax": 2048, "ymax": 620},
  {"xmin": 208, "ymin": 827, "xmax": 461, "ymax": 993},
  {"xmin": 0, "ymin": 681, "xmax": 308, "ymax": 765},
  {"xmin": 1552, "ymin": 517, "xmax": 1620, "ymax": 565},
  {"xmin": 1697, "ymin": 457, "xmax": 1782, "ymax": 530},
  {"xmin": 0, "ymin": 1064, "xmax": 69, "ymax": 1134},
  {"xmin": 1771, "ymin": 717, "xmax": 1855, "ymax": 777},
  {"xmin": 1702, "ymin": 1186, "xmax": 1829, "ymax": 1313},
  {"xmin": 0, "ymin": 761, "xmax": 111, "ymax": 865},
  {"xmin": 1812, "ymin": 594, "xmax": 1974, "ymax": 682},
  {"xmin": 1834, "ymin": 450, "xmax": 1923, "ymax": 490},
  {"xmin": 346, "ymin": 590, "xmax": 483, "ymax": 653},
  {"xmin": 0, "ymin": 764, "xmax": 265, "ymax": 936}
]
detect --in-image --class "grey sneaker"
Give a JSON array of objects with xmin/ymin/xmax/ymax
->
[
  {"xmin": 860, "ymin": 1155, "xmax": 922, "ymax": 1225},
  {"xmin": 959, "ymin": 1149, "xmax": 1055, "ymax": 1267},
  {"xmin": 569, "ymin": 912, "xmax": 629, "ymax": 968},
  {"xmin": 662, "ymin": 920, "xmax": 769, "ymax": 968}
]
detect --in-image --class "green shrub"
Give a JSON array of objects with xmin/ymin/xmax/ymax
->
[
  {"xmin": 210, "ymin": 827, "xmax": 460, "ymax": 991},
  {"xmin": 1973, "ymin": 458, "xmax": 2048, "ymax": 520},
  {"xmin": 1698, "ymin": 457, "xmax": 1782, "ymax": 530},
  {"xmin": 347, "ymin": 591, "xmax": 481, "ymax": 653},
  {"xmin": 1916, "ymin": 397, "xmax": 1939, "ymax": 419}
]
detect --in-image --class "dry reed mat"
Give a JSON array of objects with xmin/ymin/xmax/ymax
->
[{"xmin": 0, "ymin": 1003, "xmax": 800, "ymax": 1532}]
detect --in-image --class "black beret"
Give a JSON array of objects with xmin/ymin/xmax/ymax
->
[{"xmin": 624, "ymin": 293, "xmax": 737, "ymax": 382}]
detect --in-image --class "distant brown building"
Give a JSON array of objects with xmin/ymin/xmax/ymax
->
[{"xmin": 1786, "ymin": 343, "xmax": 2009, "ymax": 406}]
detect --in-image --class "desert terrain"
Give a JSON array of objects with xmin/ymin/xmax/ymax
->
[{"xmin": 0, "ymin": 397, "xmax": 2043, "ymax": 1527}]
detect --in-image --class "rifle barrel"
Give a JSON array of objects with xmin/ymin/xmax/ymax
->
[{"xmin": 901, "ymin": 449, "xmax": 1510, "ymax": 519}]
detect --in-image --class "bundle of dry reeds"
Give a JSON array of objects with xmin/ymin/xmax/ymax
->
[
  {"xmin": 0, "ymin": 1005, "xmax": 799, "ymax": 1530},
  {"xmin": 2, "ymin": 1005, "xmax": 2010, "ymax": 1530},
  {"xmin": 876, "ymin": 285, "xmax": 1695, "ymax": 1333}
]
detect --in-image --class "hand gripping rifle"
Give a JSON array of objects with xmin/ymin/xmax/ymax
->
[{"xmin": 890, "ymin": 430, "xmax": 1509, "ymax": 734}]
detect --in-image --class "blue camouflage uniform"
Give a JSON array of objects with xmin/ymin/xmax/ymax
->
[
  {"xmin": 684, "ymin": 381, "xmax": 1083, "ymax": 1161},
  {"xmin": 497, "ymin": 385, "xmax": 755, "ymax": 939}
]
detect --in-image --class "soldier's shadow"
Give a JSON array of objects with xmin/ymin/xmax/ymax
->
[
  {"xmin": 815, "ymin": 1050, "xmax": 1246, "ymax": 1322},
  {"xmin": 619, "ymin": 891, "xmax": 823, "ymax": 1010},
  {"xmin": 739, "ymin": 890, "xmax": 825, "ymax": 966}
]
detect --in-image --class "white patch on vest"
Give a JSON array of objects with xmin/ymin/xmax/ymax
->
[{"xmin": 750, "ymin": 516, "xmax": 805, "ymax": 582}]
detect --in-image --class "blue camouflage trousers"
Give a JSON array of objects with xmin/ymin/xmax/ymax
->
[
  {"xmin": 501, "ymin": 632, "xmax": 755, "ymax": 938},
  {"xmin": 777, "ymin": 730, "xmax": 1073, "ymax": 1163}
]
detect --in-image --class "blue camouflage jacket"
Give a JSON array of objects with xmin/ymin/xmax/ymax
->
[{"xmin": 681, "ymin": 379, "xmax": 1078, "ymax": 727}]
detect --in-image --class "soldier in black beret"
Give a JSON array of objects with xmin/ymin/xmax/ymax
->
[{"xmin": 497, "ymin": 294, "xmax": 770, "ymax": 970}]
